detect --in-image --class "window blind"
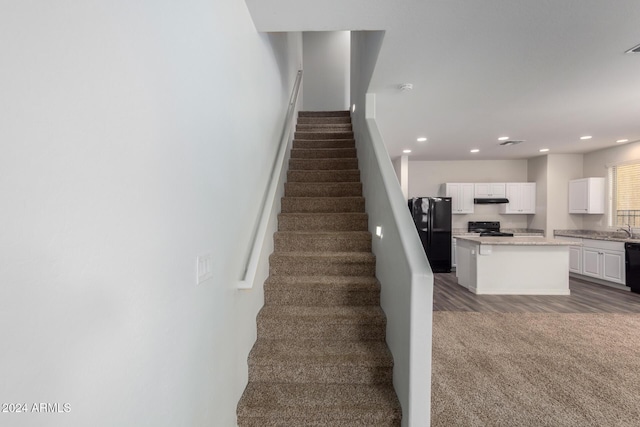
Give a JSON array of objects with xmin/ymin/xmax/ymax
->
[{"xmin": 611, "ymin": 162, "xmax": 640, "ymax": 227}]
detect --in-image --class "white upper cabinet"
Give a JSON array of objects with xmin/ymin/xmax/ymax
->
[
  {"xmin": 569, "ymin": 177, "xmax": 605, "ymax": 214},
  {"xmin": 474, "ymin": 183, "xmax": 506, "ymax": 198},
  {"xmin": 444, "ymin": 183, "xmax": 474, "ymax": 214},
  {"xmin": 500, "ymin": 182, "xmax": 536, "ymax": 214}
]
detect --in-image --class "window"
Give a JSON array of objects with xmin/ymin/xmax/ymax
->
[{"xmin": 610, "ymin": 161, "xmax": 640, "ymax": 227}]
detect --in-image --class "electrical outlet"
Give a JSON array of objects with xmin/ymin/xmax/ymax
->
[{"xmin": 197, "ymin": 254, "xmax": 213, "ymax": 284}]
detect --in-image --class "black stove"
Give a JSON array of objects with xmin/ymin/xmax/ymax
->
[{"xmin": 468, "ymin": 221, "xmax": 514, "ymax": 237}]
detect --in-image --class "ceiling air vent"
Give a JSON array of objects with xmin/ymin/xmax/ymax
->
[
  {"xmin": 499, "ymin": 140, "xmax": 524, "ymax": 146},
  {"xmin": 626, "ymin": 43, "xmax": 640, "ymax": 53}
]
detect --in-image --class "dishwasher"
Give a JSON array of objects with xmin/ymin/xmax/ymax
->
[{"xmin": 626, "ymin": 242, "xmax": 640, "ymax": 293}]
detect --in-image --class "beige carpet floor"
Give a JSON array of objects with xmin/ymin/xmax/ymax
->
[{"xmin": 432, "ymin": 312, "xmax": 640, "ymax": 426}]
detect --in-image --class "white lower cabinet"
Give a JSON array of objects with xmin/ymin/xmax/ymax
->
[
  {"xmin": 569, "ymin": 245, "xmax": 582, "ymax": 274},
  {"xmin": 581, "ymin": 239, "xmax": 625, "ymax": 285},
  {"xmin": 557, "ymin": 237, "xmax": 625, "ymax": 285}
]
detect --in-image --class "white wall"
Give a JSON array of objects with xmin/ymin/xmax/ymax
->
[
  {"xmin": 582, "ymin": 140, "xmax": 640, "ymax": 230},
  {"xmin": 527, "ymin": 154, "xmax": 584, "ymax": 235},
  {"xmin": 408, "ymin": 159, "xmax": 530, "ymax": 229},
  {"xmin": 303, "ymin": 31, "xmax": 350, "ymax": 110},
  {"xmin": 547, "ymin": 154, "xmax": 584, "ymax": 233},
  {"xmin": 527, "ymin": 155, "xmax": 548, "ymax": 231},
  {"xmin": 0, "ymin": 2, "xmax": 301, "ymax": 426}
]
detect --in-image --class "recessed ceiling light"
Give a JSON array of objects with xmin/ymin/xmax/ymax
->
[
  {"xmin": 470, "ymin": 149, "xmax": 480, "ymax": 153},
  {"xmin": 403, "ymin": 149, "xmax": 412, "ymax": 154},
  {"xmin": 498, "ymin": 136, "xmax": 509, "ymax": 141},
  {"xmin": 580, "ymin": 135, "xmax": 592, "ymax": 140},
  {"xmin": 539, "ymin": 148, "xmax": 550, "ymax": 152},
  {"xmin": 616, "ymin": 139, "xmax": 629, "ymax": 143},
  {"xmin": 417, "ymin": 137, "xmax": 427, "ymax": 142}
]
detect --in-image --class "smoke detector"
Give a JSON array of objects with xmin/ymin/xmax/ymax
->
[
  {"xmin": 399, "ymin": 83, "xmax": 413, "ymax": 91},
  {"xmin": 499, "ymin": 140, "xmax": 525, "ymax": 146}
]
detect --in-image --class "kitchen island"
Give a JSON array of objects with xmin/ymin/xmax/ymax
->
[{"xmin": 455, "ymin": 236, "xmax": 579, "ymax": 295}]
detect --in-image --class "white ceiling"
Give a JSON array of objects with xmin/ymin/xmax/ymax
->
[{"xmin": 246, "ymin": 0, "xmax": 640, "ymax": 161}]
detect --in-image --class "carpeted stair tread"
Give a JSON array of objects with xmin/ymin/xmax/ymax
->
[
  {"xmin": 257, "ymin": 306, "xmax": 386, "ymax": 341},
  {"xmin": 250, "ymin": 339, "xmax": 393, "ymax": 366},
  {"xmin": 296, "ymin": 123, "xmax": 353, "ymax": 131},
  {"xmin": 274, "ymin": 231, "xmax": 371, "ymax": 252},
  {"xmin": 290, "ymin": 147, "xmax": 357, "ymax": 159},
  {"xmin": 281, "ymin": 196, "xmax": 365, "ymax": 213},
  {"xmin": 258, "ymin": 305, "xmax": 386, "ymax": 325},
  {"xmin": 297, "ymin": 116, "xmax": 352, "ymax": 124},
  {"xmin": 248, "ymin": 339, "xmax": 393, "ymax": 383},
  {"xmin": 294, "ymin": 131, "xmax": 354, "ymax": 140},
  {"xmin": 265, "ymin": 274, "xmax": 379, "ymax": 288},
  {"xmin": 269, "ymin": 252, "xmax": 376, "ymax": 277},
  {"xmin": 293, "ymin": 139, "xmax": 356, "ymax": 149},
  {"xmin": 289, "ymin": 158, "xmax": 359, "ymax": 170},
  {"xmin": 287, "ymin": 169, "xmax": 360, "ymax": 182},
  {"xmin": 264, "ymin": 275, "xmax": 380, "ymax": 306},
  {"xmin": 284, "ymin": 182, "xmax": 362, "ymax": 197},
  {"xmin": 278, "ymin": 212, "xmax": 368, "ymax": 231},
  {"xmin": 237, "ymin": 383, "xmax": 401, "ymax": 426},
  {"xmin": 298, "ymin": 110, "xmax": 351, "ymax": 117}
]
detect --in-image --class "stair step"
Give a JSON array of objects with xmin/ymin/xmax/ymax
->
[
  {"xmin": 284, "ymin": 182, "xmax": 362, "ymax": 197},
  {"xmin": 295, "ymin": 131, "xmax": 354, "ymax": 140},
  {"xmin": 264, "ymin": 275, "xmax": 380, "ymax": 306},
  {"xmin": 278, "ymin": 212, "xmax": 368, "ymax": 231},
  {"xmin": 296, "ymin": 123, "xmax": 352, "ymax": 131},
  {"xmin": 256, "ymin": 305, "xmax": 386, "ymax": 341},
  {"xmin": 290, "ymin": 148, "xmax": 357, "ymax": 159},
  {"xmin": 297, "ymin": 116, "xmax": 352, "ymax": 125},
  {"xmin": 248, "ymin": 339, "xmax": 393, "ymax": 384},
  {"xmin": 299, "ymin": 110, "xmax": 351, "ymax": 117},
  {"xmin": 293, "ymin": 139, "xmax": 355, "ymax": 149},
  {"xmin": 289, "ymin": 158, "xmax": 359, "ymax": 170},
  {"xmin": 287, "ymin": 169, "xmax": 360, "ymax": 182},
  {"xmin": 237, "ymin": 382, "xmax": 401, "ymax": 426},
  {"xmin": 274, "ymin": 231, "xmax": 371, "ymax": 252},
  {"xmin": 281, "ymin": 197, "xmax": 365, "ymax": 213},
  {"xmin": 269, "ymin": 252, "xmax": 375, "ymax": 276}
]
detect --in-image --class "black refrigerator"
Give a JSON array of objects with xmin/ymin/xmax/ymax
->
[{"xmin": 408, "ymin": 197, "xmax": 452, "ymax": 273}]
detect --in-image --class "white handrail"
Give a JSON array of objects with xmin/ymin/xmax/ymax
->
[{"xmin": 238, "ymin": 70, "xmax": 303, "ymax": 289}]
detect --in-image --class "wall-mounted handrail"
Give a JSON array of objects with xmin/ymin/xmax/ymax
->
[{"xmin": 238, "ymin": 70, "xmax": 303, "ymax": 289}]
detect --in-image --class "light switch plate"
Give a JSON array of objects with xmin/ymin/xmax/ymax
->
[{"xmin": 197, "ymin": 254, "xmax": 213, "ymax": 284}]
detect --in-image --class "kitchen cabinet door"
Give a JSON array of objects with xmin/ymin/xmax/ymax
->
[
  {"xmin": 445, "ymin": 183, "xmax": 474, "ymax": 214},
  {"xmin": 569, "ymin": 245, "xmax": 582, "ymax": 274},
  {"xmin": 569, "ymin": 178, "xmax": 605, "ymax": 214},
  {"xmin": 582, "ymin": 247, "xmax": 602, "ymax": 278},
  {"xmin": 500, "ymin": 183, "xmax": 536, "ymax": 214},
  {"xmin": 474, "ymin": 183, "xmax": 506, "ymax": 198},
  {"xmin": 602, "ymin": 250, "xmax": 625, "ymax": 284}
]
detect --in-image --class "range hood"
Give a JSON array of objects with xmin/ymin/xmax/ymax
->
[{"xmin": 474, "ymin": 198, "xmax": 509, "ymax": 204}]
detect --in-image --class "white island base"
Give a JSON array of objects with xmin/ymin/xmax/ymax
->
[{"xmin": 456, "ymin": 236, "xmax": 573, "ymax": 295}]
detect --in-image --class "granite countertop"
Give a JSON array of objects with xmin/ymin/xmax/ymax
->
[
  {"xmin": 554, "ymin": 229, "xmax": 640, "ymax": 243},
  {"xmin": 455, "ymin": 235, "xmax": 580, "ymax": 246},
  {"xmin": 452, "ymin": 228, "xmax": 545, "ymax": 237}
]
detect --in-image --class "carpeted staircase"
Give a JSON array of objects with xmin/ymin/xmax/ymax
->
[{"xmin": 236, "ymin": 111, "xmax": 402, "ymax": 426}]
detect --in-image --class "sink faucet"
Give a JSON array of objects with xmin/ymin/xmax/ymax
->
[{"xmin": 618, "ymin": 224, "xmax": 632, "ymax": 238}]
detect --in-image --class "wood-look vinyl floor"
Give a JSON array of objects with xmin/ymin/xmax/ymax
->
[{"xmin": 434, "ymin": 272, "xmax": 640, "ymax": 313}]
